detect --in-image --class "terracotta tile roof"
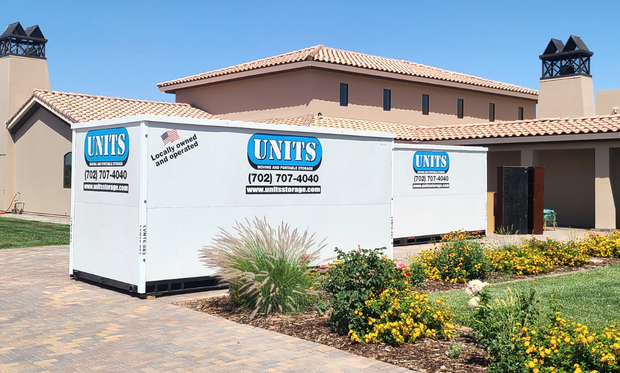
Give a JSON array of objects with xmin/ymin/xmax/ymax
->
[
  {"xmin": 261, "ymin": 114, "xmax": 420, "ymax": 140},
  {"xmin": 413, "ymin": 115, "xmax": 620, "ymax": 141},
  {"xmin": 262, "ymin": 114, "xmax": 620, "ymax": 142},
  {"xmin": 157, "ymin": 45, "xmax": 538, "ymax": 96},
  {"xmin": 7, "ymin": 89, "xmax": 216, "ymax": 127}
]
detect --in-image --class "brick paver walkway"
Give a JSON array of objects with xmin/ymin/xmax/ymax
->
[{"xmin": 0, "ymin": 246, "xmax": 411, "ymax": 372}]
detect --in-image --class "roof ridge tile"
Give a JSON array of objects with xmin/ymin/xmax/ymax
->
[{"xmin": 157, "ymin": 45, "xmax": 538, "ymax": 96}]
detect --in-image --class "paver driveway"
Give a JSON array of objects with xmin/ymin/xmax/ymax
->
[{"xmin": 0, "ymin": 246, "xmax": 411, "ymax": 372}]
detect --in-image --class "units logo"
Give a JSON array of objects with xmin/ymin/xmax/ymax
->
[
  {"xmin": 247, "ymin": 133, "xmax": 322, "ymax": 171},
  {"xmin": 84, "ymin": 127, "xmax": 129, "ymax": 167},
  {"xmin": 413, "ymin": 151, "xmax": 449, "ymax": 174}
]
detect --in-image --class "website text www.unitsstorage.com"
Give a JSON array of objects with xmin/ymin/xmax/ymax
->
[
  {"xmin": 245, "ymin": 185, "xmax": 321, "ymax": 194},
  {"xmin": 83, "ymin": 182, "xmax": 129, "ymax": 193}
]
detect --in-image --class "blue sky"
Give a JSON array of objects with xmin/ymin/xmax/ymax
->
[{"xmin": 5, "ymin": 0, "xmax": 620, "ymax": 102}]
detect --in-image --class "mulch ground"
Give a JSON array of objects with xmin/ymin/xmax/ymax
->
[{"xmin": 176, "ymin": 257, "xmax": 620, "ymax": 373}]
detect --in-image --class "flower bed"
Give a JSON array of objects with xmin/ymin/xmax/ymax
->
[
  {"xmin": 196, "ymin": 221, "xmax": 620, "ymax": 373},
  {"xmin": 412, "ymin": 232, "xmax": 604, "ymax": 282}
]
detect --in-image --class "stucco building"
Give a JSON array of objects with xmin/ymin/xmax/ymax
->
[{"xmin": 158, "ymin": 45, "xmax": 538, "ymax": 126}]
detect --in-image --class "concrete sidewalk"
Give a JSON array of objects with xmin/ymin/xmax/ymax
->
[
  {"xmin": 0, "ymin": 212, "xmax": 70, "ymax": 225},
  {"xmin": 0, "ymin": 245, "xmax": 410, "ymax": 373}
]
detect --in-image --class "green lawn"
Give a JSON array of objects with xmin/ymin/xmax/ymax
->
[
  {"xmin": 429, "ymin": 265, "xmax": 620, "ymax": 331},
  {"xmin": 0, "ymin": 217, "xmax": 70, "ymax": 249}
]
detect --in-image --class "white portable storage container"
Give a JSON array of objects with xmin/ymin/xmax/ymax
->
[
  {"xmin": 70, "ymin": 116, "xmax": 394, "ymax": 295},
  {"xmin": 393, "ymin": 143, "xmax": 487, "ymax": 244}
]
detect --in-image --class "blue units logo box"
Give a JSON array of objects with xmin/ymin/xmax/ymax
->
[
  {"xmin": 84, "ymin": 127, "xmax": 129, "ymax": 167},
  {"xmin": 247, "ymin": 133, "xmax": 322, "ymax": 171},
  {"xmin": 413, "ymin": 151, "xmax": 449, "ymax": 174}
]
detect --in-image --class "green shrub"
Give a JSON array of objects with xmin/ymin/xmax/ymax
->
[
  {"xmin": 199, "ymin": 217, "xmax": 325, "ymax": 318},
  {"xmin": 447, "ymin": 338, "xmax": 463, "ymax": 359},
  {"xmin": 324, "ymin": 247, "xmax": 409, "ymax": 334},
  {"xmin": 407, "ymin": 261, "xmax": 427, "ymax": 286},
  {"xmin": 470, "ymin": 286, "xmax": 540, "ymax": 373}
]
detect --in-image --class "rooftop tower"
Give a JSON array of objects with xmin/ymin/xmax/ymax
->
[
  {"xmin": 0, "ymin": 22, "xmax": 50, "ymax": 207},
  {"xmin": 537, "ymin": 35, "xmax": 595, "ymax": 118}
]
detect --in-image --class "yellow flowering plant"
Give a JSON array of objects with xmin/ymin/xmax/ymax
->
[
  {"xmin": 577, "ymin": 231, "xmax": 620, "ymax": 258},
  {"xmin": 410, "ymin": 231, "xmax": 490, "ymax": 283},
  {"xmin": 486, "ymin": 238, "xmax": 589, "ymax": 276},
  {"xmin": 348, "ymin": 288, "xmax": 455, "ymax": 345},
  {"xmin": 522, "ymin": 312, "xmax": 620, "ymax": 373}
]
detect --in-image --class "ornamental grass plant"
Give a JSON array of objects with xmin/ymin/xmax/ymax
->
[
  {"xmin": 469, "ymin": 285, "xmax": 541, "ymax": 373},
  {"xmin": 199, "ymin": 217, "xmax": 325, "ymax": 318}
]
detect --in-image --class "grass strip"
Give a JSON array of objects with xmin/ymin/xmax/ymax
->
[
  {"xmin": 0, "ymin": 217, "xmax": 69, "ymax": 249},
  {"xmin": 429, "ymin": 265, "xmax": 620, "ymax": 331}
]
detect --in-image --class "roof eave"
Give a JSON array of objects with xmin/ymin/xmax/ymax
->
[
  {"xmin": 157, "ymin": 61, "xmax": 315, "ymax": 93},
  {"xmin": 158, "ymin": 60, "xmax": 538, "ymax": 100},
  {"xmin": 7, "ymin": 95, "xmax": 74, "ymax": 134},
  {"xmin": 6, "ymin": 96, "xmax": 42, "ymax": 133},
  {"xmin": 419, "ymin": 131, "xmax": 620, "ymax": 145}
]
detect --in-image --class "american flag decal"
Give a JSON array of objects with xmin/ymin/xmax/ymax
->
[{"xmin": 161, "ymin": 129, "xmax": 180, "ymax": 145}]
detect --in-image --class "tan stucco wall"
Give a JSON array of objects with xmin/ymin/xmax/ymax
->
[
  {"xmin": 612, "ymin": 148, "xmax": 620, "ymax": 227},
  {"xmin": 308, "ymin": 69, "xmax": 536, "ymax": 125},
  {"xmin": 175, "ymin": 69, "xmax": 313, "ymax": 121},
  {"xmin": 174, "ymin": 68, "xmax": 537, "ymax": 125},
  {"xmin": 538, "ymin": 75, "xmax": 595, "ymax": 119},
  {"xmin": 537, "ymin": 148, "xmax": 594, "ymax": 228},
  {"xmin": 13, "ymin": 108, "xmax": 71, "ymax": 215},
  {"xmin": 0, "ymin": 55, "xmax": 50, "ymax": 207},
  {"xmin": 596, "ymin": 89, "xmax": 620, "ymax": 115}
]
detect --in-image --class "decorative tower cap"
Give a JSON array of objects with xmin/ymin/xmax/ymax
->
[
  {"xmin": 0, "ymin": 22, "xmax": 47, "ymax": 59},
  {"xmin": 539, "ymin": 36, "xmax": 592, "ymax": 78}
]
